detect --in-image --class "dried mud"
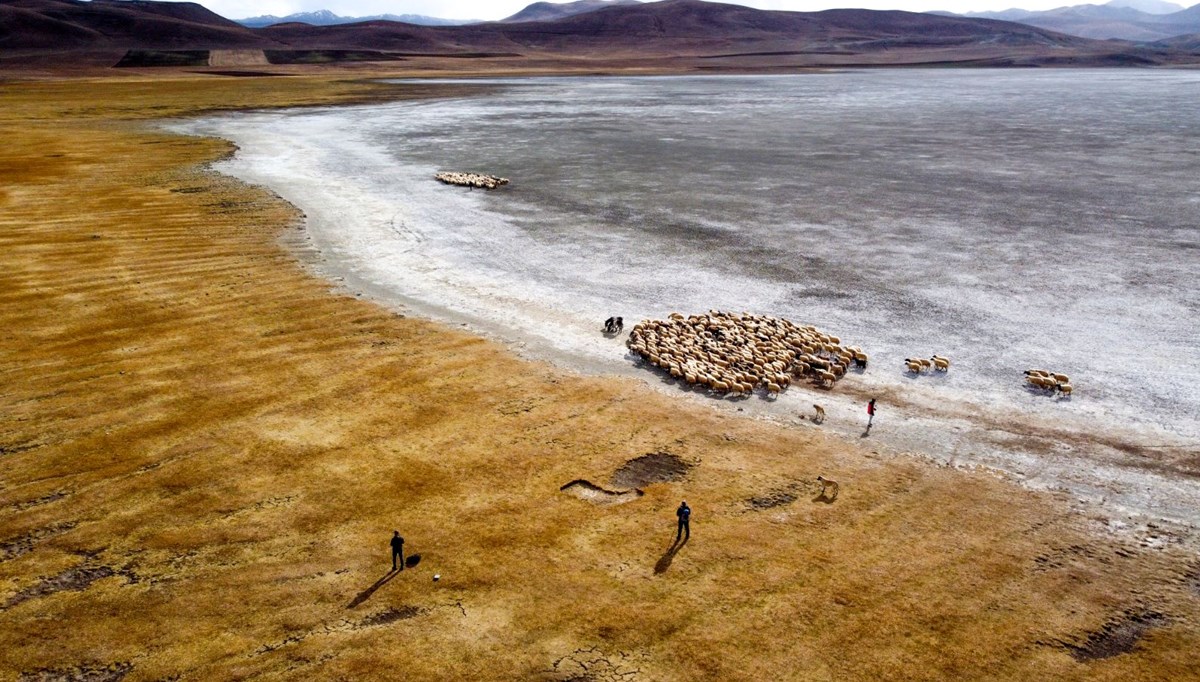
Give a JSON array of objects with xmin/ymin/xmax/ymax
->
[
  {"xmin": 1064, "ymin": 610, "xmax": 1169, "ymax": 661},
  {"xmin": 609, "ymin": 452, "xmax": 692, "ymax": 489},
  {"xmin": 560, "ymin": 480, "xmax": 644, "ymax": 505}
]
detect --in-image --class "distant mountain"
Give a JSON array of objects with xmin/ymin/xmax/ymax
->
[
  {"xmin": 1151, "ymin": 29, "xmax": 1200, "ymax": 46},
  {"xmin": 1105, "ymin": 0, "xmax": 1183, "ymax": 13},
  {"xmin": 941, "ymin": 1, "xmax": 1200, "ymax": 40},
  {"xmin": 502, "ymin": 0, "xmax": 642, "ymax": 23},
  {"xmin": 0, "ymin": 0, "xmax": 266, "ymax": 50},
  {"xmin": 236, "ymin": 10, "xmax": 475, "ymax": 28},
  {"xmin": 6, "ymin": 0, "xmax": 1199, "ymax": 68}
]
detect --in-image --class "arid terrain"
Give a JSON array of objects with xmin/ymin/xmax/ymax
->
[
  {"xmin": 4, "ymin": 0, "xmax": 1200, "ymax": 72},
  {"xmin": 0, "ymin": 70, "xmax": 1199, "ymax": 680}
]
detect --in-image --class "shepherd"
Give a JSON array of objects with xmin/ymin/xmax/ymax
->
[
  {"xmin": 866, "ymin": 398, "xmax": 877, "ymax": 430},
  {"xmin": 390, "ymin": 530, "xmax": 405, "ymax": 571},
  {"xmin": 675, "ymin": 500, "xmax": 691, "ymax": 543}
]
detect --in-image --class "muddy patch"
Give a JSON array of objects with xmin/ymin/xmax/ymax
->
[
  {"xmin": 746, "ymin": 484, "xmax": 802, "ymax": 510},
  {"xmin": 610, "ymin": 452, "xmax": 692, "ymax": 489},
  {"xmin": 560, "ymin": 480, "xmax": 644, "ymax": 506},
  {"xmin": 7, "ymin": 490, "xmax": 71, "ymax": 512},
  {"xmin": 0, "ymin": 522, "xmax": 77, "ymax": 562},
  {"xmin": 18, "ymin": 661, "xmax": 132, "ymax": 682},
  {"xmin": 1063, "ymin": 610, "xmax": 1168, "ymax": 661},
  {"xmin": 4, "ymin": 563, "xmax": 138, "ymax": 610},
  {"xmin": 357, "ymin": 605, "xmax": 425, "ymax": 628},
  {"xmin": 543, "ymin": 646, "xmax": 644, "ymax": 682}
]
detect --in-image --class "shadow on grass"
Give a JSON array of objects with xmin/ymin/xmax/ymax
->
[
  {"xmin": 654, "ymin": 536, "xmax": 689, "ymax": 575},
  {"xmin": 406, "ymin": 554, "xmax": 421, "ymax": 569},
  {"xmin": 347, "ymin": 569, "xmax": 400, "ymax": 609}
]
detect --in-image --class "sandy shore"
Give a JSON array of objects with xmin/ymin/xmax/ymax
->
[{"xmin": 2, "ymin": 70, "xmax": 1199, "ymax": 680}]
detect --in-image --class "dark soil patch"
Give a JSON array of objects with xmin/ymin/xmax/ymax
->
[
  {"xmin": 357, "ymin": 605, "xmax": 425, "ymax": 628},
  {"xmin": 0, "ymin": 522, "xmax": 76, "ymax": 562},
  {"xmin": 560, "ymin": 480, "xmax": 644, "ymax": 505},
  {"xmin": 8, "ymin": 490, "xmax": 71, "ymax": 512},
  {"xmin": 746, "ymin": 485, "xmax": 800, "ymax": 510},
  {"xmin": 610, "ymin": 452, "xmax": 692, "ymax": 488},
  {"xmin": 198, "ymin": 71, "xmax": 290, "ymax": 78},
  {"xmin": 1064, "ymin": 610, "xmax": 1168, "ymax": 661},
  {"xmin": 18, "ymin": 661, "xmax": 132, "ymax": 682},
  {"xmin": 4, "ymin": 564, "xmax": 137, "ymax": 609},
  {"xmin": 115, "ymin": 50, "xmax": 208, "ymax": 67}
]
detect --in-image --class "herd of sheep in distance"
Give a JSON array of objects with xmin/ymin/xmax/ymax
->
[
  {"xmin": 434, "ymin": 171, "xmax": 510, "ymax": 190},
  {"xmin": 623, "ymin": 311, "xmax": 1073, "ymax": 400},
  {"xmin": 625, "ymin": 311, "xmax": 868, "ymax": 398}
]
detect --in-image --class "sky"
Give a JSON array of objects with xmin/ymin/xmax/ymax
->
[{"xmin": 183, "ymin": 0, "xmax": 1106, "ymax": 21}]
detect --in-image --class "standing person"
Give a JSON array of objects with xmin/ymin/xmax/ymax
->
[
  {"xmin": 867, "ymin": 398, "xmax": 877, "ymax": 430},
  {"xmin": 390, "ymin": 530, "xmax": 405, "ymax": 571},
  {"xmin": 675, "ymin": 500, "xmax": 691, "ymax": 543}
]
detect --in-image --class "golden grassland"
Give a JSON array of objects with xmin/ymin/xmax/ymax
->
[{"xmin": 1, "ymin": 72, "xmax": 1199, "ymax": 681}]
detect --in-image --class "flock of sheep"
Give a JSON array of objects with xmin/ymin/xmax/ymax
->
[
  {"xmin": 625, "ymin": 311, "xmax": 868, "ymax": 397},
  {"xmin": 624, "ymin": 311, "xmax": 1074, "ymax": 401},
  {"xmin": 1025, "ymin": 369, "xmax": 1074, "ymax": 396},
  {"xmin": 434, "ymin": 171, "xmax": 510, "ymax": 190},
  {"xmin": 904, "ymin": 355, "xmax": 951, "ymax": 373}
]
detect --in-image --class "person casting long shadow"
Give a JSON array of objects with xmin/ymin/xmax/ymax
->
[
  {"xmin": 656, "ymin": 501, "xmax": 692, "ymax": 574},
  {"xmin": 347, "ymin": 570, "xmax": 400, "ymax": 608}
]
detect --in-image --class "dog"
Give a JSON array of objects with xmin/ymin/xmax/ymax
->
[
  {"xmin": 812, "ymin": 404, "xmax": 826, "ymax": 424},
  {"xmin": 816, "ymin": 475, "xmax": 839, "ymax": 501}
]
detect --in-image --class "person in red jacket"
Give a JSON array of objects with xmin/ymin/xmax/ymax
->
[{"xmin": 867, "ymin": 398, "xmax": 877, "ymax": 430}]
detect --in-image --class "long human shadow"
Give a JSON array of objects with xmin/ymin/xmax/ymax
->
[
  {"xmin": 347, "ymin": 569, "xmax": 400, "ymax": 609},
  {"xmin": 654, "ymin": 535, "xmax": 689, "ymax": 575}
]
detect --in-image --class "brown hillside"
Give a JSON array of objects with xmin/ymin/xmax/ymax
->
[
  {"xmin": 3, "ymin": 0, "xmax": 1199, "ymax": 72},
  {"xmin": 0, "ymin": 0, "xmax": 272, "ymax": 49}
]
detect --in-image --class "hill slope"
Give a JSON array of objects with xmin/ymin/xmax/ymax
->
[
  {"xmin": 949, "ymin": 1, "xmax": 1200, "ymax": 40},
  {"xmin": 502, "ymin": 0, "xmax": 643, "ymax": 23},
  {"xmin": 0, "ymin": 0, "xmax": 269, "ymax": 49},
  {"xmin": 3, "ymin": 0, "xmax": 1196, "ymax": 67}
]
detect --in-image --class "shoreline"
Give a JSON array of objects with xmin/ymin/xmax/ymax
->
[
  {"xmin": 178, "ymin": 75, "xmax": 1200, "ymax": 536},
  {"xmin": 3, "ymin": 72, "xmax": 1199, "ymax": 679}
]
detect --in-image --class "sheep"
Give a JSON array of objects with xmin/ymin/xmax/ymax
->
[
  {"xmin": 905, "ymin": 359, "xmax": 924, "ymax": 374},
  {"xmin": 1057, "ymin": 383, "xmax": 1073, "ymax": 397},
  {"xmin": 626, "ymin": 312, "xmax": 860, "ymax": 396},
  {"xmin": 1026, "ymin": 375, "xmax": 1056, "ymax": 391},
  {"xmin": 1052, "ymin": 373, "xmax": 1070, "ymax": 384},
  {"xmin": 816, "ymin": 475, "xmax": 839, "ymax": 501},
  {"xmin": 931, "ymin": 356, "xmax": 950, "ymax": 371}
]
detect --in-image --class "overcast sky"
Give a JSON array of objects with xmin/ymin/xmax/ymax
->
[{"xmin": 189, "ymin": 0, "xmax": 1093, "ymax": 21}]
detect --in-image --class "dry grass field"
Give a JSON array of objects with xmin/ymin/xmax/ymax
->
[{"xmin": 2, "ymin": 72, "xmax": 1199, "ymax": 681}]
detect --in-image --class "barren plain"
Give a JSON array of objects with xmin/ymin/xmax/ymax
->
[{"xmin": 2, "ymin": 72, "xmax": 1199, "ymax": 681}]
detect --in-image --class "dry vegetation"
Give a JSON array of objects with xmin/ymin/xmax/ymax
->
[{"xmin": 1, "ymin": 72, "xmax": 1199, "ymax": 681}]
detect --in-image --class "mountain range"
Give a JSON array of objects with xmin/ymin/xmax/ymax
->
[
  {"xmin": 938, "ymin": 1, "xmax": 1200, "ymax": 40},
  {"xmin": 235, "ymin": 10, "xmax": 476, "ymax": 28},
  {"xmin": 2, "ymin": 0, "xmax": 1198, "ymax": 69}
]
